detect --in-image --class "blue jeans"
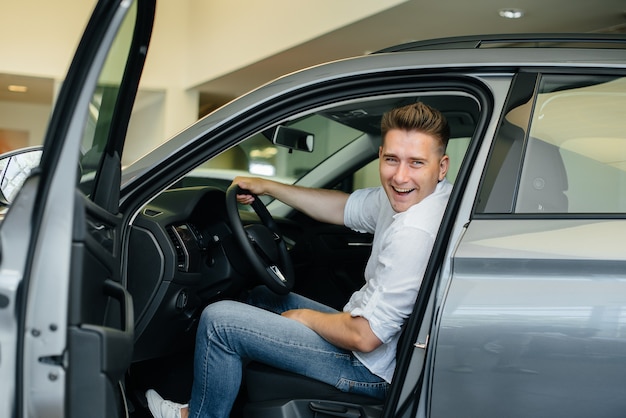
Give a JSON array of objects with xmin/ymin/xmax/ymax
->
[{"xmin": 188, "ymin": 286, "xmax": 389, "ymax": 417}]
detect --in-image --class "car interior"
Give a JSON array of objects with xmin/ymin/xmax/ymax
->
[{"xmin": 121, "ymin": 92, "xmax": 480, "ymax": 417}]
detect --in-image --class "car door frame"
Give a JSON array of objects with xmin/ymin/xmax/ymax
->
[
  {"xmin": 0, "ymin": 0, "xmax": 155, "ymax": 417},
  {"xmin": 118, "ymin": 69, "xmax": 502, "ymax": 417},
  {"xmin": 380, "ymin": 74, "xmax": 514, "ymax": 418}
]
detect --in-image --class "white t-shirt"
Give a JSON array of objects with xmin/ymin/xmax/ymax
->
[{"xmin": 343, "ymin": 179, "xmax": 452, "ymax": 382}]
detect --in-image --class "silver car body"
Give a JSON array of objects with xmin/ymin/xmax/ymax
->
[
  {"xmin": 122, "ymin": 46, "xmax": 626, "ymax": 416},
  {"xmin": 0, "ymin": 0, "xmax": 625, "ymax": 415}
]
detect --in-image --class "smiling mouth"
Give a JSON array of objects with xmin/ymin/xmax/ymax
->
[{"xmin": 392, "ymin": 186, "xmax": 415, "ymax": 195}]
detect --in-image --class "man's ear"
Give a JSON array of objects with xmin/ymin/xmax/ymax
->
[
  {"xmin": 378, "ymin": 146, "xmax": 383, "ymax": 158},
  {"xmin": 439, "ymin": 154, "xmax": 450, "ymax": 181}
]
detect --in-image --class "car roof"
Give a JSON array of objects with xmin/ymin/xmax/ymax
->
[{"xmin": 374, "ymin": 33, "xmax": 626, "ymax": 53}]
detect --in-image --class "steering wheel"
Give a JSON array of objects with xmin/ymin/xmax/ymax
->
[{"xmin": 225, "ymin": 184, "xmax": 294, "ymax": 294}]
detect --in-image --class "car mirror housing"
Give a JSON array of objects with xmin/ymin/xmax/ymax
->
[
  {"xmin": 0, "ymin": 147, "xmax": 43, "ymax": 205},
  {"xmin": 271, "ymin": 125, "xmax": 314, "ymax": 153}
]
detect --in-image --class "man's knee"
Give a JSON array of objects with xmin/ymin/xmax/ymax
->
[{"xmin": 200, "ymin": 300, "xmax": 240, "ymax": 330}]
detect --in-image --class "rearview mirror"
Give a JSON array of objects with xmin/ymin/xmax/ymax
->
[
  {"xmin": 272, "ymin": 126, "xmax": 314, "ymax": 153},
  {"xmin": 0, "ymin": 147, "xmax": 43, "ymax": 205}
]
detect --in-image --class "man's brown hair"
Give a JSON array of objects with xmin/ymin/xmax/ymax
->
[{"xmin": 381, "ymin": 102, "xmax": 450, "ymax": 154}]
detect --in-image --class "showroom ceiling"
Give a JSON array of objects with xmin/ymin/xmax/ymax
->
[{"xmin": 195, "ymin": 0, "xmax": 626, "ymax": 113}]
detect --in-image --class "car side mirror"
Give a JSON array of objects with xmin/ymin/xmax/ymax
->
[
  {"xmin": 0, "ymin": 147, "xmax": 43, "ymax": 205},
  {"xmin": 271, "ymin": 126, "xmax": 314, "ymax": 153}
]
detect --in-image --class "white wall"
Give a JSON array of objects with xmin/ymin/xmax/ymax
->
[
  {"xmin": 184, "ymin": 0, "xmax": 407, "ymax": 87},
  {"xmin": 0, "ymin": 101, "xmax": 51, "ymax": 147},
  {"xmin": 0, "ymin": 1, "xmax": 96, "ymax": 78}
]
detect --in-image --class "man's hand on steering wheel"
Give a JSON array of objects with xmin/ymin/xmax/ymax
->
[{"xmin": 226, "ymin": 180, "xmax": 295, "ymax": 294}]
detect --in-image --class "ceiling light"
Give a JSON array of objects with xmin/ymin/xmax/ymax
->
[
  {"xmin": 8, "ymin": 85, "xmax": 28, "ymax": 93},
  {"xmin": 498, "ymin": 8, "xmax": 524, "ymax": 19}
]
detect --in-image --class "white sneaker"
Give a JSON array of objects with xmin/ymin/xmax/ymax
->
[{"xmin": 145, "ymin": 389, "xmax": 187, "ymax": 418}]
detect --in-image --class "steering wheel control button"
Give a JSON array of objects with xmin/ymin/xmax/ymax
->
[{"xmin": 268, "ymin": 265, "xmax": 287, "ymax": 283}]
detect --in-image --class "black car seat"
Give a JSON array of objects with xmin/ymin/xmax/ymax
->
[
  {"xmin": 241, "ymin": 323, "xmax": 414, "ymax": 417},
  {"xmin": 243, "ymin": 361, "xmax": 384, "ymax": 417},
  {"xmin": 515, "ymin": 138, "xmax": 569, "ymax": 213}
]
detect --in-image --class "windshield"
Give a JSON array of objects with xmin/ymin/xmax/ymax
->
[{"xmin": 173, "ymin": 113, "xmax": 365, "ymax": 191}]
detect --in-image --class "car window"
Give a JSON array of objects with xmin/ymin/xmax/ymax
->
[
  {"xmin": 78, "ymin": 2, "xmax": 137, "ymax": 197},
  {"xmin": 477, "ymin": 74, "xmax": 626, "ymax": 215},
  {"xmin": 516, "ymin": 75, "xmax": 626, "ymax": 214},
  {"xmin": 176, "ymin": 94, "xmax": 478, "ymax": 197},
  {"xmin": 178, "ymin": 112, "xmax": 364, "ymax": 191}
]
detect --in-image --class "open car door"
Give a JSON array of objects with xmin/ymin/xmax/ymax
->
[{"xmin": 0, "ymin": 0, "xmax": 155, "ymax": 417}]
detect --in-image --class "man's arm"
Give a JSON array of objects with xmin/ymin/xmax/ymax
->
[
  {"xmin": 233, "ymin": 176, "xmax": 349, "ymax": 226},
  {"xmin": 282, "ymin": 309, "xmax": 382, "ymax": 353}
]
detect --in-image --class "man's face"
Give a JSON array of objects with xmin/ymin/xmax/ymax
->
[{"xmin": 379, "ymin": 129, "xmax": 449, "ymax": 213}]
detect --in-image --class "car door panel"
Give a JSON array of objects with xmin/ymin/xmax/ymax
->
[
  {"xmin": 430, "ymin": 219, "xmax": 626, "ymax": 418},
  {"xmin": 0, "ymin": 1, "xmax": 155, "ymax": 416},
  {"xmin": 68, "ymin": 195, "xmax": 133, "ymax": 418},
  {"xmin": 0, "ymin": 174, "xmax": 40, "ymax": 418},
  {"xmin": 426, "ymin": 72, "xmax": 626, "ymax": 418}
]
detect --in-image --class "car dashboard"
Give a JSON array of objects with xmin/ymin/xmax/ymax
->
[{"xmin": 126, "ymin": 186, "xmax": 265, "ymax": 361}]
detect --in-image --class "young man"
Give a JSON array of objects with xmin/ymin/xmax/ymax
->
[{"xmin": 146, "ymin": 102, "xmax": 452, "ymax": 418}]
